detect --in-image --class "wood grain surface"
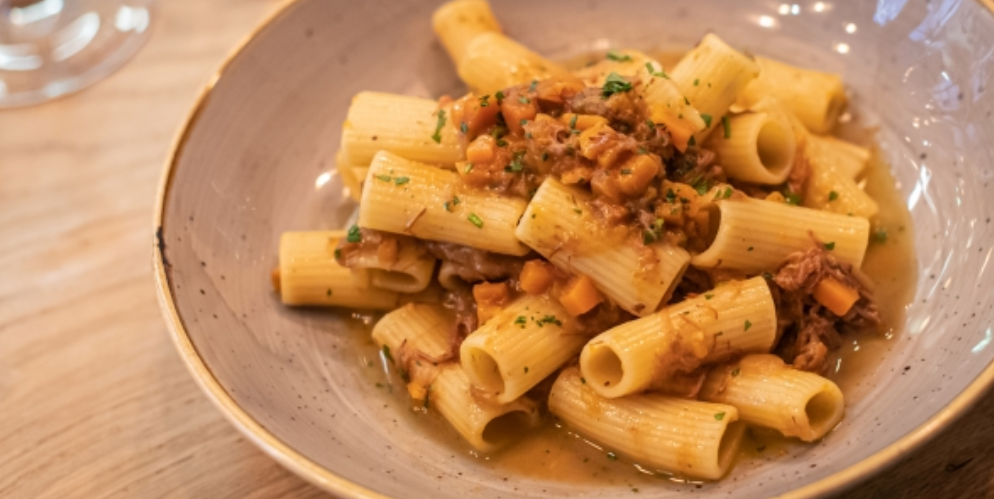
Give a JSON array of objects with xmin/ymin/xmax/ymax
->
[{"xmin": 0, "ymin": 0, "xmax": 989, "ymax": 497}]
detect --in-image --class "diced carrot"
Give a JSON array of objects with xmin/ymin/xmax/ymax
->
[
  {"xmin": 559, "ymin": 274, "xmax": 603, "ymax": 317},
  {"xmin": 590, "ymin": 170, "xmax": 623, "ymax": 202},
  {"xmin": 652, "ymin": 111, "xmax": 698, "ymax": 152},
  {"xmin": 501, "ymin": 93, "xmax": 537, "ymax": 135},
  {"xmin": 460, "ymin": 94, "xmax": 500, "ymax": 138},
  {"xmin": 473, "ymin": 281, "xmax": 510, "ymax": 325},
  {"xmin": 559, "ymin": 113, "xmax": 609, "ymax": 131},
  {"xmin": 466, "ymin": 135, "xmax": 497, "ymax": 164},
  {"xmin": 813, "ymin": 277, "xmax": 860, "ymax": 316},
  {"xmin": 520, "ymin": 260, "xmax": 555, "ymax": 295},
  {"xmin": 617, "ymin": 153, "xmax": 661, "ymax": 196},
  {"xmin": 271, "ymin": 268, "xmax": 281, "ymax": 293}
]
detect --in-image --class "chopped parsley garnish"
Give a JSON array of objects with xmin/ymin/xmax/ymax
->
[
  {"xmin": 443, "ymin": 196, "xmax": 460, "ymax": 212},
  {"xmin": 569, "ymin": 114, "xmax": 578, "ymax": 130},
  {"xmin": 762, "ymin": 271, "xmax": 773, "ymax": 279},
  {"xmin": 688, "ymin": 135, "xmax": 696, "ymax": 147},
  {"xmin": 714, "ymin": 412, "xmax": 727, "ymax": 421},
  {"xmin": 744, "ymin": 320, "xmax": 752, "ymax": 331},
  {"xmin": 873, "ymin": 228, "xmax": 888, "ymax": 243},
  {"xmin": 606, "ymin": 50, "xmax": 632, "ymax": 62},
  {"xmin": 529, "ymin": 80, "xmax": 538, "ymax": 92},
  {"xmin": 347, "ymin": 224, "xmax": 361, "ymax": 243},
  {"xmin": 506, "ymin": 157, "xmax": 524, "ymax": 173},
  {"xmin": 700, "ymin": 113, "xmax": 713, "ymax": 128},
  {"xmin": 334, "ymin": 248, "xmax": 341, "ymax": 259},
  {"xmin": 518, "ymin": 95, "xmax": 531, "ymax": 104},
  {"xmin": 460, "ymin": 122, "xmax": 468, "ymax": 134},
  {"xmin": 495, "ymin": 90, "xmax": 505, "ymax": 104},
  {"xmin": 382, "ymin": 345, "xmax": 394, "ymax": 364},
  {"xmin": 731, "ymin": 368, "xmax": 741, "ymax": 377},
  {"xmin": 607, "ymin": 452, "xmax": 618, "ymax": 461},
  {"xmin": 665, "ymin": 188, "xmax": 676, "ymax": 203},
  {"xmin": 393, "ymin": 176, "xmax": 410, "ymax": 185},
  {"xmin": 496, "ymin": 139, "xmax": 508, "ymax": 147},
  {"xmin": 722, "ymin": 115, "xmax": 732, "ymax": 138},
  {"xmin": 374, "ymin": 174, "xmax": 392, "ymax": 182},
  {"xmin": 536, "ymin": 315, "xmax": 562, "ymax": 327},
  {"xmin": 524, "ymin": 366, "xmax": 529, "ymax": 373},
  {"xmin": 468, "ymin": 213, "xmax": 484, "ymax": 228},
  {"xmin": 478, "ymin": 94, "xmax": 490, "ymax": 107},
  {"xmin": 692, "ymin": 178, "xmax": 710, "ymax": 195},
  {"xmin": 620, "ymin": 168, "xmax": 632, "ymax": 175},
  {"xmin": 601, "ymin": 72, "xmax": 633, "ymax": 97},
  {"xmin": 824, "ymin": 241, "xmax": 836, "ymax": 250},
  {"xmin": 828, "ymin": 191, "xmax": 839, "ymax": 201},
  {"xmin": 694, "ymin": 78, "xmax": 700, "ymax": 86},
  {"xmin": 637, "ymin": 147, "xmax": 647, "ymax": 155},
  {"xmin": 784, "ymin": 192, "xmax": 801, "ymax": 205},
  {"xmin": 645, "ymin": 62, "xmax": 668, "ymax": 79},
  {"xmin": 520, "ymin": 119, "xmax": 529, "ymax": 126},
  {"xmin": 721, "ymin": 186, "xmax": 734, "ymax": 199},
  {"xmin": 514, "ymin": 315, "xmax": 527, "ymax": 325},
  {"xmin": 431, "ymin": 110, "xmax": 446, "ymax": 144},
  {"xmin": 683, "ymin": 96, "xmax": 691, "ymax": 106},
  {"xmin": 646, "ymin": 118, "xmax": 655, "ymax": 130},
  {"xmin": 705, "ymin": 294, "xmax": 714, "ymax": 300}
]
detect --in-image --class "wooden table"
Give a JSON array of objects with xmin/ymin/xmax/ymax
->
[{"xmin": 0, "ymin": 0, "xmax": 988, "ymax": 497}]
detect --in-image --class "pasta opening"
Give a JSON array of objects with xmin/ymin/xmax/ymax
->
[
  {"xmin": 465, "ymin": 347, "xmax": 505, "ymax": 394},
  {"xmin": 370, "ymin": 269, "xmax": 424, "ymax": 293},
  {"xmin": 582, "ymin": 344, "xmax": 624, "ymax": 391},
  {"xmin": 804, "ymin": 388, "xmax": 844, "ymax": 438},
  {"xmin": 755, "ymin": 119, "xmax": 793, "ymax": 179},
  {"xmin": 703, "ymin": 204, "xmax": 722, "ymax": 248},
  {"xmin": 481, "ymin": 410, "xmax": 534, "ymax": 448},
  {"xmin": 716, "ymin": 421, "xmax": 747, "ymax": 475}
]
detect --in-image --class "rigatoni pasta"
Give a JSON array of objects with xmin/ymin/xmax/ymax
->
[{"xmin": 272, "ymin": 0, "xmax": 911, "ymax": 484}]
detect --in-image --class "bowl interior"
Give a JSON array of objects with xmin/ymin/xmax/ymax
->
[{"xmin": 157, "ymin": 0, "xmax": 994, "ymax": 497}]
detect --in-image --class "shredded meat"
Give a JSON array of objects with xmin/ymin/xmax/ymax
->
[
  {"xmin": 772, "ymin": 239, "xmax": 881, "ymax": 373},
  {"xmin": 425, "ymin": 241, "xmax": 528, "ymax": 284},
  {"xmin": 567, "ymin": 87, "xmax": 640, "ymax": 130}
]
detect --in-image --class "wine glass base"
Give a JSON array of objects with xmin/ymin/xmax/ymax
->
[{"xmin": 0, "ymin": 0, "xmax": 155, "ymax": 108}]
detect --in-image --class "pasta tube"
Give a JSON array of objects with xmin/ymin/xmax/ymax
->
[
  {"xmin": 432, "ymin": 0, "xmax": 502, "ymax": 65},
  {"xmin": 515, "ymin": 177, "xmax": 690, "ymax": 317},
  {"xmin": 736, "ymin": 57, "xmax": 847, "ymax": 134},
  {"xmin": 579, "ymin": 277, "xmax": 777, "ymax": 398},
  {"xmin": 669, "ymin": 34, "xmax": 760, "ymax": 141},
  {"xmin": 704, "ymin": 106, "xmax": 796, "ymax": 185},
  {"xmin": 457, "ymin": 32, "xmax": 571, "ymax": 94},
  {"xmin": 345, "ymin": 242, "xmax": 437, "ymax": 294},
  {"xmin": 691, "ymin": 197, "xmax": 870, "ymax": 271},
  {"xmin": 460, "ymin": 294, "xmax": 586, "ymax": 404},
  {"xmin": 373, "ymin": 303, "xmax": 541, "ymax": 452},
  {"xmin": 803, "ymin": 152, "xmax": 879, "ymax": 219},
  {"xmin": 549, "ymin": 367, "xmax": 746, "ymax": 481},
  {"xmin": 700, "ymin": 354, "xmax": 845, "ymax": 442},
  {"xmin": 806, "ymin": 134, "xmax": 870, "ymax": 180},
  {"xmin": 278, "ymin": 231, "xmax": 401, "ymax": 309},
  {"xmin": 341, "ymin": 92, "xmax": 462, "ymax": 166},
  {"xmin": 358, "ymin": 151, "xmax": 530, "ymax": 256}
]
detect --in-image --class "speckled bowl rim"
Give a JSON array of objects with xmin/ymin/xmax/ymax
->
[{"xmin": 153, "ymin": 1, "xmax": 994, "ymax": 497}]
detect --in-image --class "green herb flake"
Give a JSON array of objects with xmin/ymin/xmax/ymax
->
[
  {"xmin": 382, "ymin": 345, "xmax": 394, "ymax": 364},
  {"xmin": 537, "ymin": 315, "xmax": 562, "ymax": 327},
  {"xmin": 607, "ymin": 451, "xmax": 618, "ymax": 461},
  {"xmin": 784, "ymin": 193, "xmax": 801, "ymax": 205},
  {"xmin": 637, "ymin": 147, "xmax": 647, "ymax": 155},
  {"xmin": 688, "ymin": 135, "xmax": 696, "ymax": 147},
  {"xmin": 694, "ymin": 78, "xmax": 700, "ymax": 86},
  {"xmin": 646, "ymin": 118, "xmax": 655, "ymax": 130},
  {"xmin": 393, "ymin": 176, "xmax": 410, "ymax": 186},
  {"xmin": 606, "ymin": 50, "xmax": 632, "ymax": 62},
  {"xmin": 824, "ymin": 241, "xmax": 836, "ymax": 250},
  {"xmin": 431, "ymin": 110, "xmax": 446, "ymax": 144},
  {"xmin": 744, "ymin": 320, "xmax": 752, "ymax": 331},
  {"xmin": 620, "ymin": 168, "xmax": 632, "ymax": 175},
  {"xmin": 334, "ymin": 248, "xmax": 341, "ymax": 259},
  {"xmin": 828, "ymin": 190, "xmax": 839, "ymax": 201},
  {"xmin": 722, "ymin": 186, "xmax": 733, "ymax": 199},
  {"xmin": 683, "ymin": 96, "xmax": 691, "ymax": 106},
  {"xmin": 468, "ymin": 213, "xmax": 484, "ymax": 228},
  {"xmin": 518, "ymin": 95, "xmax": 531, "ymax": 104},
  {"xmin": 722, "ymin": 115, "xmax": 732, "ymax": 138},
  {"xmin": 529, "ymin": 80, "xmax": 538, "ymax": 92},
  {"xmin": 514, "ymin": 315, "xmax": 527, "ymax": 325},
  {"xmin": 478, "ymin": 94, "xmax": 490, "ymax": 107},
  {"xmin": 347, "ymin": 224, "xmax": 362, "ymax": 243},
  {"xmin": 762, "ymin": 271, "xmax": 773, "ymax": 279},
  {"xmin": 665, "ymin": 188, "xmax": 676, "ymax": 203},
  {"xmin": 873, "ymin": 228, "xmax": 889, "ymax": 243},
  {"xmin": 460, "ymin": 122, "xmax": 468, "ymax": 134},
  {"xmin": 731, "ymin": 368, "xmax": 741, "ymax": 377},
  {"xmin": 374, "ymin": 174, "xmax": 392, "ymax": 182},
  {"xmin": 705, "ymin": 294, "xmax": 714, "ymax": 300},
  {"xmin": 520, "ymin": 119, "xmax": 529, "ymax": 126},
  {"xmin": 700, "ymin": 113, "xmax": 713, "ymax": 128},
  {"xmin": 495, "ymin": 90, "xmax": 505, "ymax": 104},
  {"xmin": 569, "ymin": 114, "xmax": 578, "ymax": 130},
  {"xmin": 496, "ymin": 139, "xmax": 508, "ymax": 147},
  {"xmin": 644, "ymin": 62, "xmax": 669, "ymax": 79},
  {"xmin": 714, "ymin": 412, "xmax": 727, "ymax": 421},
  {"xmin": 602, "ymin": 72, "xmax": 633, "ymax": 97}
]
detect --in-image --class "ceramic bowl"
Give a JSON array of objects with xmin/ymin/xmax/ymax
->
[{"xmin": 154, "ymin": 0, "xmax": 994, "ymax": 497}]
